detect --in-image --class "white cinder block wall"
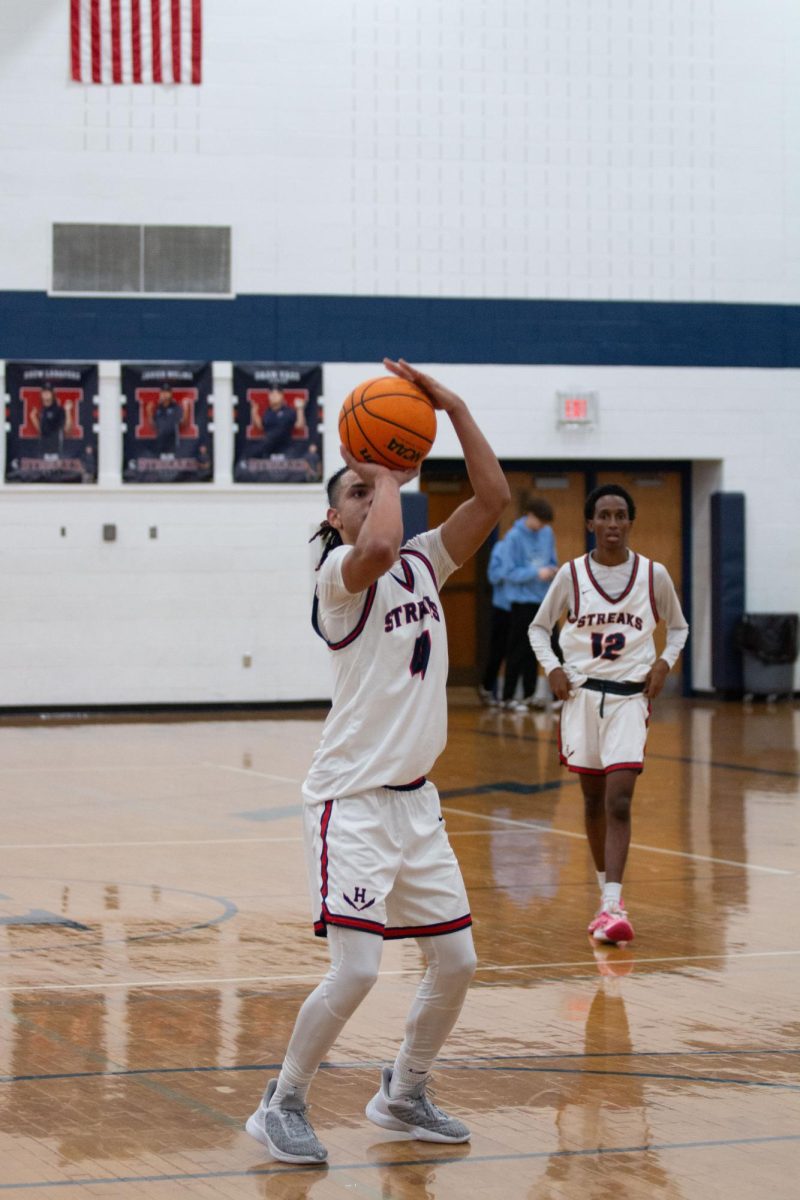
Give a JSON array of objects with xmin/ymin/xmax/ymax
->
[
  {"xmin": 0, "ymin": 1, "xmax": 798, "ymax": 704},
  {"xmin": 3, "ymin": 1, "xmax": 798, "ymax": 302},
  {"xmin": 0, "ymin": 362, "xmax": 796, "ymax": 705}
]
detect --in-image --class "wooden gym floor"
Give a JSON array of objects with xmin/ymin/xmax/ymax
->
[{"xmin": 1, "ymin": 694, "xmax": 799, "ymax": 1198}]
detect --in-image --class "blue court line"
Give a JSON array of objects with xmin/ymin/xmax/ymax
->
[
  {"xmin": 472, "ymin": 726, "xmax": 800, "ymax": 780},
  {"xmin": 0, "ymin": 910, "xmax": 90, "ymax": 931},
  {"xmin": 0, "ymin": 878, "xmax": 237, "ymax": 957},
  {"xmin": 2, "ymin": 1133, "xmax": 800, "ymax": 1190},
  {"xmin": 240, "ymin": 783, "xmax": 566, "ymax": 818},
  {"xmin": 637, "ymin": 752, "xmax": 799, "ymax": 780},
  {"xmin": 439, "ymin": 780, "xmax": 568, "ymax": 799}
]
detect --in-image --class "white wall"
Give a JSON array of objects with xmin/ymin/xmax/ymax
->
[
  {"xmin": 0, "ymin": 485, "xmax": 331, "ymax": 706},
  {"xmin": 0, "ymin": 0, "xmax": 798, "ymax": 302},
  {"xmin": 0, "ymin": 360, "xmax": 797, "ymax": 705},
  {"xmin": 0, "ymin": 361, "xmax": 332, "ymax": 706},
  {"xmin": 0, "ymin": 1, "xmax": 798, "ymax": 704}
]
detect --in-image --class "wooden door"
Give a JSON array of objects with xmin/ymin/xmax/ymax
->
[
  {"xmin": 502, "ymin": 470, "xmax": 587, "ymax": 567},
  {"xmin": 422, "ymin": 467, "xmax": 686, "ymax": 687},
  {"xmin": 422, "ymin": 470, "xmax": 588, "ymax": 686}
]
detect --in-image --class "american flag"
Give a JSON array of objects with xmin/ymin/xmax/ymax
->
[{"xmin": 70, "ymin": 1, "xmax": 202, "ymax": 85}]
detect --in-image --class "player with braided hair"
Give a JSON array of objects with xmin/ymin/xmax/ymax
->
[
  {"xmin": 246, "ymin": 358, "xmax": 509, "ymax": 1165},
  {"xmin": 308, "ymin": 465, "xmax": 347, "ymax": 563}
]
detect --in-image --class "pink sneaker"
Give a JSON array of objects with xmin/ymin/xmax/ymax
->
[{"xmin": 588, "ymin": 902, "xmax": 634, "ymax": 944}]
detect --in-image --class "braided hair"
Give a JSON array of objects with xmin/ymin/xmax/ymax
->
[{"xmin": 309, "ymin": 465, "xmax": 348, "ymax": 565}]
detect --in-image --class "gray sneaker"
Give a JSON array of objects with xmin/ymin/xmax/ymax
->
[
  {"xmin": 365, "ymin": 1067, "xmax": 470, "ymax": 1143},
  {"xmin": 245, "ymin": 1079, "xmax": 328, "ymax": 1164}
]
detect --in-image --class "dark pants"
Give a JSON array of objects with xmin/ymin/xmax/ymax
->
[
  {"xmin": 482, "ymin": 606, "xmax": 512, "ymax": 695},
  {"xmin": 502, "ymin": 602, "xmax": 540, "ymax": 702}
]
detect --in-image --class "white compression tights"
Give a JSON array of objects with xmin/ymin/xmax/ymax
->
[{"xmin": 275, "ymin": 924, "xmax": 477, "ymax": 1101}]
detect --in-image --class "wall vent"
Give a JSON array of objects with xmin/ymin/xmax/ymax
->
[{"xmin": 52, "ymin": 224, "xmax": 232, "ymax": 295}]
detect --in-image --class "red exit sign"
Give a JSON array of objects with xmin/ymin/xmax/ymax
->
[{"xmin": 556, "ymin": 391, "xmax": 597, "ymax": 426}]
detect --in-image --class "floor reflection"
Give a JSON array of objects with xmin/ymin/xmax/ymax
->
[
  {"xmin": 0, "ymin": 701, "xmax": 798, "ymax": 1197},
  {"xmin": 529, "ymin": 972, "xmax": 685, "ymax": 1199}
]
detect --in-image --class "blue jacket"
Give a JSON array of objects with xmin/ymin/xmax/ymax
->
[
  {"xmin": 501, "ymin": 517, "xmax": 558, "ymax": 605},
  {"xmin": 487, "ymin": 539, "xmax": 513, "ymax": 612}
]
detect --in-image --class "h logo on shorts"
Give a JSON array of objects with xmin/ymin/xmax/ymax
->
[{"xmin": 344, "ymin": 885, "xmax": 375, "ymax": 912}]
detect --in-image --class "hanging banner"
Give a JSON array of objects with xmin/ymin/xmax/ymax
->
[
  {"xmin": 4, "ymin": 361, "xmax": 99, "ymax": 483},
  {"xmin": 233, "ymin": 363, "xmax": 323, "ymax": 483},
  {"xmin": 122, "ymin": 362, "xmax": 213, "ymax": 483}
]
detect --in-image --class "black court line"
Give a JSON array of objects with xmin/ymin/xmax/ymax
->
[
  {"xmin": 3, "ymin": 1134, "xmax": 800, "ymax": 1190},
  {"xmin": 4, "ymin": 1054, "xmax": 800, "ymax": 1091},
  {"xmin": 472, "ymin": 726, "xmax": 800, "ymax": 780},
  {"xmin": 4, "ymin": 1012, "xmax": 245, "ymax": 1135},
  {"xmin": 449, "ymin": 1047, "xmax": 800, "ymax": 1063},
  {"xmin": 465, "ymin": 1063, "xmax": 800, "ymax": 1091}
]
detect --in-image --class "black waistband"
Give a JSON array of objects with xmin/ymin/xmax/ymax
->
[
  {"xmin": 383, "ymin": 776, "xmax": 427, "ymax": 792},
  {"xmin": 581, "ymin": 678, "xmax": 645, "ymax": 696}
]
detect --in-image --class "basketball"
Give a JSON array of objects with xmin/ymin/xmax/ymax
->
[{"xmin": 338, "ymin": 376, "xmax": 437, "ymax": 470}]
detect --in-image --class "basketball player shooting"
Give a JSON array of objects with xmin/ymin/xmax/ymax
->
[
  {"xmin": 246, "ymin": 358, "xmax": 510, "ymax": 1165},
  {"xmin": 529, "ymin": 485, "xmax": 689, "ymax": 945}
]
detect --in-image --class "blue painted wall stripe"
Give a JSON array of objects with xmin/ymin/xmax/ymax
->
[{"xmin": 2, "ymin": 292, "xmax": 800, "ymax": 366}]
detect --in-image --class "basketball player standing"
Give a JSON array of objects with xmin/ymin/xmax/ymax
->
[
  {"xmin": 246, "ymin": 358, "xmax": 510, "ymax": 1164},
  {"xmin": 529, "ymin": 484, "xmax": 688, "ymax": 944}
]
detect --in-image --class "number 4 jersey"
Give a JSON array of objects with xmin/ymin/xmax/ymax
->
[
  {"xmin": 531, "ymin": 551, "xmax": 688, "ymax": 687},
  {"xmin": 302, "ymin": 528, "xmax": 458, "ymax": 806}
]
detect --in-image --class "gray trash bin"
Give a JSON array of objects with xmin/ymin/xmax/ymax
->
[{"xmin": 735, "ymin": 613, "xmax": 798, "ymax": 698}]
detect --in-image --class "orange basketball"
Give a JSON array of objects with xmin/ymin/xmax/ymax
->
[{"xmin": 338, "ymin": 376, "xmax": 436, "ymax": 470}]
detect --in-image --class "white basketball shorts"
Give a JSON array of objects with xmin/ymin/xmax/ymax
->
[
  {"xmin": 303, "ymin": 781, "xmax": 472, "ymax": 939},
  {"xmin": 557, "ymin": 687, "xmax": 651, "ymax": 775}
]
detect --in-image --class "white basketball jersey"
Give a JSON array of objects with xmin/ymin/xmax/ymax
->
[
  {"xmin": 302, "ymin": 528, "xmax": 457, "ymax": 805},
  {"xmin": 558, "ymin": 552, "xmax": 660, "ymax": 682}
]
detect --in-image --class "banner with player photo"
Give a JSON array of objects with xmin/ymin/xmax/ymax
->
[
  {"xmin": 233, "ymin": 363, "xmax": 323, "ymax": 483},
  {"xmin": 4, "ymin": 361, "xmax": 98, "ymax": 484},
  {"xmin": 122, "ymin": 362, "xmax": 213, "ymax": 483}
]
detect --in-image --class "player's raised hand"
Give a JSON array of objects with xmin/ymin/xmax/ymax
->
[
  {"xmin": 339, "ymin": 445, "xmax": 419, "ymax": 488},
  {"xmin": 383, "ymin": 358, "xmax": 463, "ymax": 414}
]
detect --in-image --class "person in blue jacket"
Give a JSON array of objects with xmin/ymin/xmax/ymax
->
[
  {"xmin": 500, "ymin": 498, "xmax": 558, "ymax": 708},
  {"xmin": 479, "ymin": 535, "xmax": 513, "ymax": 703}
]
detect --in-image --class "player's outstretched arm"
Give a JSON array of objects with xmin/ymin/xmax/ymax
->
[
  {"xmin": 384, "ymin": 358, "xmax": 510, "ymax": 564},
  {"xmin": 337, "ymin": 446, "xmax": 418, "ymax": 593}
]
